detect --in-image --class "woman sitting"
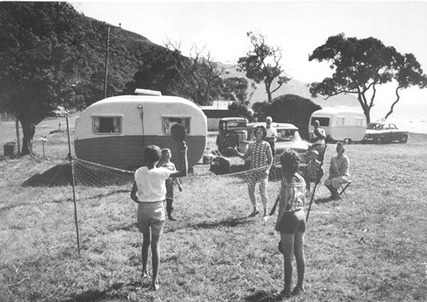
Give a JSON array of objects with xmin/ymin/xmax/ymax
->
[{"xmin": 324, "ymin": 142, "xmax": 350, "ymax": 200}]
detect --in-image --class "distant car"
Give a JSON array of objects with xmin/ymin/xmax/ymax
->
[
  {"xmin": 243, "ymin": 122, "xmax": 310, "ymax": 162},
  {"xmin": 362, "ymin": 122, "xmax": 409, "ymax": 144}
]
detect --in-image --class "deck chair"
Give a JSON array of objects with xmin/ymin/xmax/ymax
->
[{"xmin": 339, "ymin": 180, "xmax": 352, "ymax": 197}]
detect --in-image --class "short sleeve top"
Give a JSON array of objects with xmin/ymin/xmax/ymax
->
[{"xmin": 134, "ymin": 166, "xmax": 172, "ymax": 202}]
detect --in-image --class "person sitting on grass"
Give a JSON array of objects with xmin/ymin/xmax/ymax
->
[
  {"xmin": 157, "ymin": 148, "xmax": 183, "ymax": 221},
  {"xmin": 275, "ymin": 150, "xmax": 306, "ymax": 299},
  {"xmin": 324, "ymin": 142, "xmax": 350, "ymax": 200},
  {"xmin": 130, "ymin": 143, "xmax": 188, "ymax": 291}
]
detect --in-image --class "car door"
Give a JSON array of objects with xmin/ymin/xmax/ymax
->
[{"xmin": 389, "ymin": 123, "xmax": 398, "ymax": 142}]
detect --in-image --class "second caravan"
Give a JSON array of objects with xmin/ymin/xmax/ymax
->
[{"xmin": 309, "ymin": 107, "xmax": 367, "ymax": 142}]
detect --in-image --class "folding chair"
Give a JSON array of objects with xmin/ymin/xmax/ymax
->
[{"xmin": 339, "ymin": 180, "xmax": 352, "ymax": 197}]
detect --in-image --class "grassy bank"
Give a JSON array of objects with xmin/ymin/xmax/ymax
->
[{"xmin": 0, "ymin": 132, "xmax": 426, "ymax": 301}]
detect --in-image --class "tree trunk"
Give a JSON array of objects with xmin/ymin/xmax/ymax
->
[
  {"xmin": 384, "ymin": 87, "xmax": 401, "ymax": 120},
  {"xmin": 21, "ymin": 119, "xmax": 36, "ymax": 155},
  {"xmin": 363, "ymin": 108, "xmax": 371, "ymax": 124}
]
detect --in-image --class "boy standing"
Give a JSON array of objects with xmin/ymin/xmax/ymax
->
[
  {"xmin": 157, "ymin": 148, "xmax": 183, "ymax": 221},
  {"xmin": 130, "ymin": 143, "xmax": 188, "ymax": 290}
]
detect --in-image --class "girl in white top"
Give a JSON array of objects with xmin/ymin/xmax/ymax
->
[{"xmin": 130, "ymin": 143, "xmax": 187, "ymax": 290}]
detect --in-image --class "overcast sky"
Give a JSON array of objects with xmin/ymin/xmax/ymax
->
[{"xmin": 71, "ymin": 1, "xmax": 427, "ymax": 121}]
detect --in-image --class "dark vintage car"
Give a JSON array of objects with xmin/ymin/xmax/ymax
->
[
  {"xmin": 216, "ymin": 117, "xmax": 248, "ymax": 155},
  {"xmin": 362, "ymin": 122, "xmax": 409, "ymax": 144}
]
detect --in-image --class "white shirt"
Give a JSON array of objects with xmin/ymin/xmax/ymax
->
[
  {"xmin": 310, "ymin": 128, "xmax": 326, "ymax": 145},
  {"xmin": 266, "ymin": 126, "xmax": 278, "ymax": 142},
  {"xmin": 134, "ymin": 166, "xmax": 172, "ymax": 202}
]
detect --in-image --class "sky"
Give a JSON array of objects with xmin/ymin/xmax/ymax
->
[{"xmin": 71, "ymin": 0, "xmax": 427, "ymax": 122}]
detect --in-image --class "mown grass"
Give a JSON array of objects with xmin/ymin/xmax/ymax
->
[{"xmin": 0, "ymin": 130, "xmax": 426, "ymax": 302}]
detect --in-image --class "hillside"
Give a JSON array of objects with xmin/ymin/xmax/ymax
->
[{"xmin": 220, "ymin": 63, "xmax": 360, "ymax": 108}]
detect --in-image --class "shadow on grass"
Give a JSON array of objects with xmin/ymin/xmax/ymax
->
[
  {"xmin": 22, "ymin": 162, "xmax": 133, "ymax": 187},
  {"xmin": 63, "ymin": 280, "xmax": 145, "ymax": 302},
  {"xmin": 22, "ymin": 163, "xmax": 73, "ymax": 187},
  {"xmin": 244, "ymin": 289, "xmax": 281, "ymax": 302},
  {"xmin": 314, "ymin": 197, "xmax": 334, "ymax": 204},
  {"xmin": 190, "ymin": 216, "xmax": 255, "ymax": 229},
  {"xmin": 165, "ymin": 216, "xmax": 255, "ymax": 234}
]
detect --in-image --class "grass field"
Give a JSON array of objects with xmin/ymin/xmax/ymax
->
[{"xmin": 0, "ymin": 129, "xmax": 426, "ymax": 302}]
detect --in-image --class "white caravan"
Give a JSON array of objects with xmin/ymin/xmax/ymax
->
[{"xmin": 309, "ymin": 106, "xmax": 367, "ymax": 142}]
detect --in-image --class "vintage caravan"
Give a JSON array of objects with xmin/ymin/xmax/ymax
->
[
  {"xmin": 309, "ymin": 106, "xmax": 367, "ymax": 142},
  {"xmin": 74, "ymin": 91, "xmax": 207, "ymax": 170}
]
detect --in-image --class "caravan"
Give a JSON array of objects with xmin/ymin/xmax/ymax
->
[
  {"xmin": 74, "ymin": 90, "xmax": 207, "ymax": 170},
  {"xmin": 309, "ymin": 107, "xmax": 367, "ymax": 142}
]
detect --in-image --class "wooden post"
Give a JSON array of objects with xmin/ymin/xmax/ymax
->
[
  {"xmin": 66, "ymin": 112, "xmax": 81, "ymax": 256},
  {"xmin": 15, "ymin": 119, "xmax": 20, "ymax": 156}
]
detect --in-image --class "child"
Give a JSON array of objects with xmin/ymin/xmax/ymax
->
[
  {"xmin": 157, "ymin": 148, "xmax": 183, "ymax": 221},
  {"xmin": 302, "ymin": 149, "xmax": 322, "ymax": 194},
  {"xmin": 275, "ymin": 150, "xmax": 306, "ymax": 298},
  {"xmin": 130, "ymin": 143, "xmax": 188, "ymax": 290}
]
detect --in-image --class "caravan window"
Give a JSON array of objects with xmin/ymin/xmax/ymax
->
[
  {"xmin": 93, "ymin": 116, "xmax": 122, "ymax": 134},
  {"xmin": 336, "ymin": 117, "xmax": 345, "ymax": 126},
  {"xmin": 311, "ymin": 117, "xmax": 330, "ymax": 127},
  {"xmin": 355, "ymin": 117, "xmax": 364, "ymax": 126},
  {"xmin": 162, "ymin": 117, "xmax": 190, "ymax": 135}
]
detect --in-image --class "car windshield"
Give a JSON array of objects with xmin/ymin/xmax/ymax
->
[
  {"xmin": 367, "ymin": 123, "xmax": 381, "ymax": 130},
  {"xmin": 277, "ymin": 129, "xmax": 297, "ymax": 142}
]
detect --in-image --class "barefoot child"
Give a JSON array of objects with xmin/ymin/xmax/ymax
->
[
  {"xmin": 157, "ymin": 148, "xmax": 183, "ymax": 221},
  {"xmin": 276, "ymin": 150, "xmax": 306, "ymax": 298},
  {"xmin": 130, "ymin": 143, "xmax": 188, "ymax": 290}
]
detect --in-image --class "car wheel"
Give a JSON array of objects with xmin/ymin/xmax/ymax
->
[
  {"xmin": 376, "ymin": 137, "xmax": 383, "ymax": 144},
  {"xmin": 400, "ymin": 135, "xmax": 408, "ymax": 143}
]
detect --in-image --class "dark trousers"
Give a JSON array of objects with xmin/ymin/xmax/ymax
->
[
  {"xmin": 269, "ymin": 142, "xmax": 276, "ymax": 157},
  {"xmin": 166, "ymin": 198, "xmax": 173, "ymax": 215}
]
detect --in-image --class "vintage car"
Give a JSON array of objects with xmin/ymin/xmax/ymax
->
[
  {"xmin": 243, "ymin": 122, "xmax": 310, "ymax": 162},
  {"xmin": 216, "ymin": 117, "xmax": 248, "ymax": 155},
  {"xmin": 362, "ymin": 122, "xmax": 409, "ymax": 144}
]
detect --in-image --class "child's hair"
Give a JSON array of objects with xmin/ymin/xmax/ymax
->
[
  {"xmin": 336, "ymin": 142, "xmax": 345, "ymax": 152},
  {"xmin": 144, "ymin": 145, "xmax": 161, "ymax": 163},
  {"xmin": 280, "ymin": 149, "xmax": 300, "ymax": 172},
  {"xmin": 161, "ymin": 148, "xmax": 171, "ymax": 155}
]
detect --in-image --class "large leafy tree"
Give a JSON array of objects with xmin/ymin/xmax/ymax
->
[
  {"xmin": 0, "ymin": 2, "xmax": 86, "ymax": 154},
  {"xmin": 125, "ymin": 44, "xmax": 224, "ymax": 106},
  {"xmin": 266, "ymin": 94, "xmax": 321, "ymax": 140},
  {"xmin": 122, "ymin": 45, "xmax": 184, "ymax": 95},
  {"xmin": 309, "ymin": 33, "xmax": 427, "ymax": 123},
  {"xmin": 238, "ymin": 31, "xmax": 291, "ymax": 102},
  {"xmin": 222, "ymin": 77, "xmax": 249, "ymax": 103}
]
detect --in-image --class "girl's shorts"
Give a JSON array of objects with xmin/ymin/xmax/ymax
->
[
  {"xmin": 137, "ymin": 201, "xmax": 165, "ymax": 235},
  {"xmin": 277, "ymin": 209, "xmax": 306, "ymax": 234}
]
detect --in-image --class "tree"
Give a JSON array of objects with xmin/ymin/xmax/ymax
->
[
  {"xmin": 126, "ymin": 42, "xmax": 224, "ymax": 106},
  {"xmin": 177, "ymin": 45, "xmax": 224, "ymax": 105},
  {"xmin": 0, "ymin": 2, "xmax": 86, "ymax": 154},
  {"xmin": 309, "ymin": 33, "xmax": 427, "ymax": 123},
  {"xmin": 228, "ymin": 101, "xmax": 253, "ymax": 121},
  {"xmin": 384, "ymin": 53, "xmax": 427, "ymax": 120},
  {"xmin": 222, "ymin": 77, "xmax": 249, "ymax": 103},
  {"xmin": 266, "ymin": 94, "xmax": 321, "ymax": 140},
  {"xmin": 251, "ymin": 101, "xmax": 271, "ymax": 122},
  {"xmin": 238, "ymin": 32, "xmax": 291, "ymax": 102},
  {"xmin": 122, "ymin": 45, "xmax": 184, "ymax": 95}
]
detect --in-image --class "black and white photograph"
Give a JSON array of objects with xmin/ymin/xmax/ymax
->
[{"xmin": 1, "ymin": 1, "xmax": 426, "ymax": 301}]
